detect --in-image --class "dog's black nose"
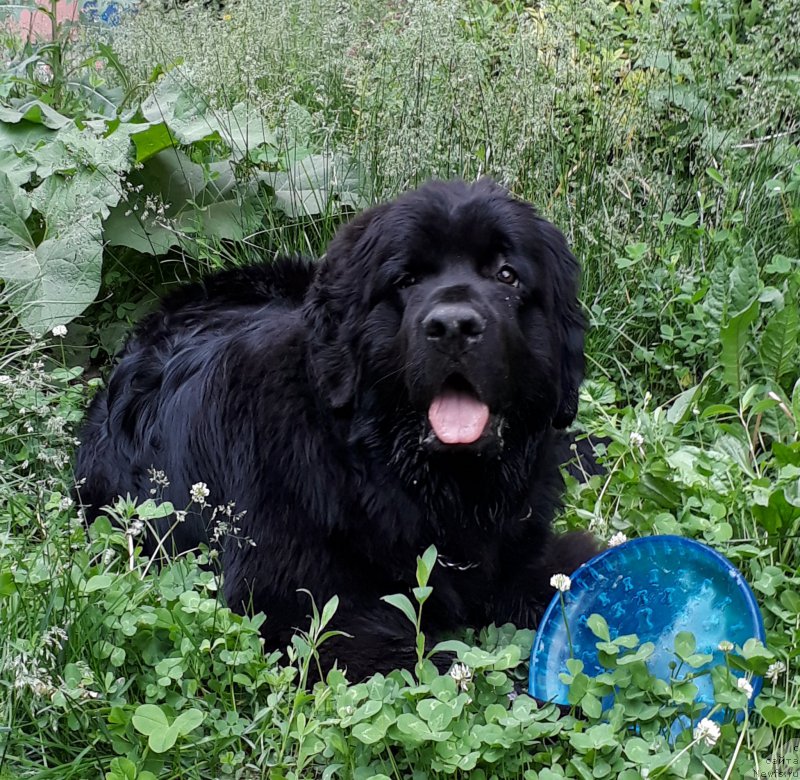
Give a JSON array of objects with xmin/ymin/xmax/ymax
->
[{"xmin": 423, "ymin": 303, "xmax": 486, "ymax": 352}]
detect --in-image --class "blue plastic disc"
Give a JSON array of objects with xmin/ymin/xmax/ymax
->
[{"xmin": 529, "ymin": 535, "xmax": 765, "ymax": 712}]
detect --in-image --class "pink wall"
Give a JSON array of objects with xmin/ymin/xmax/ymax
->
[{"xmin": 5, "ymin": 2, "xmax": 81, "ymax": 42}]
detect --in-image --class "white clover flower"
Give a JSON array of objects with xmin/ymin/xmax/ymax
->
[
  {"xmin": 766, "ymin": 661, "xmax": 786, "ymax": 684},
  {"xmin": 550, "ymin": 573, "xmax": 571, "ymax": 592},
  {"xmin": 449, "ymin": 662, "xmax": 473, "ymax": 691},
  {"xmin": 126, "ymin": 519, "xmax": 144, "ymax": 538},
  {"xmin": 51, "ymin": 324, "xmax": 68, "ymax": 338},
  {"xmin": 34, "ymin": 62, "xmax": 53, "ymax": 85},
  {"xmin": 608, "ymin": 532, "xmax": 627, "ymax": 547},
  {"xmin": 693, "ymin": 717, "xmax": 721, "ymax": 747},
  {"xmin": 718, "ymin": 640, "xmax": 734, "ymax": 653},
  {"xmin": 737, "ymin": 676, "xmax": 754, "ymax": 699},
  {"xmin": 190, "ymin": 482, "xmax": 210, "ymax": 504}
]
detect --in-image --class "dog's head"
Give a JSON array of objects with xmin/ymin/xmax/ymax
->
[{"xmin": 304, "ymin": 179, "xmax": 585, "ymax": 453}]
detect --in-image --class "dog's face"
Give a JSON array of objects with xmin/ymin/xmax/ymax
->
[{"xmin": 305, "ymin": 179, "xmax": 585, "ymax": 455}]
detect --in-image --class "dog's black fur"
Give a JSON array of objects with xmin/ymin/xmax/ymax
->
[{"xmin": 75, "ymin": 179, "xmax": 597, "ymax": 679}]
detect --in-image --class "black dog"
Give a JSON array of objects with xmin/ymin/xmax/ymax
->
[{"xmin": 75, "ymin": 179, "xmax": 597, "ymax": 679}]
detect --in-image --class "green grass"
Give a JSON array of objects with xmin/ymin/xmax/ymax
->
[{"xmin": 1, "ymin": 0, "xmax": 799, "ymax": 776}]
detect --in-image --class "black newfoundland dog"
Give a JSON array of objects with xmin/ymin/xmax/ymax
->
[{"xmin": 75, "ymin": 178, "xmax": 597, "ymax": 678}]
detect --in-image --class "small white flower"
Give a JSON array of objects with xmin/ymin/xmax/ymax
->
[
  {"xmin": 717, "ymin": 640, "xmax": 734, "ymax": 653},
  {"xmin": 51, "ymin": 324, "xmax": 68, "ymax": 338},
  {"xmin": 34, "ymin": 62, "xmax": 53, "ymax": 85},
  {"xmin": 550, "ymin": 573, "xmax": 571, "ymax": 592},
  {"xmin": 766, "ymin": 661, "xmax": 786, "ymax": 684},
  {"xmin": 693, "ymin": 717, "xmax": 721, "ymax": 747},
  {"xmin": 608, "ymin": 532, "xmax": 627, "ymax": 547},
  {"xmin": 190, "ymin": 482, "xmax": 210, "ymax": 504},
  {"xmin": 59, "ymin": 496, "xmax": 74, "ymax": 511},
  {"xmin": 737, "ymin": 676, "xmax": 754, "ymax": 699},
  {"xmin": 126, "ymin": 519, "xmax": 144, "ymax": 538},
  {"xmin": 0, "ymin": 375, "xmax": 12, "ymax": 386},
  {"xmin": 449, "ymin": 662, "xmax": 473, "ymax": 691},
  {"xmin": 629, "ymin": 431, "xmax": 645, "ymax": 449}
]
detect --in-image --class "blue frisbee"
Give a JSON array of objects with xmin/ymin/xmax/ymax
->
[{"xmin": 529, "ymin": 535, "xmax": 765, "ymax": 712}]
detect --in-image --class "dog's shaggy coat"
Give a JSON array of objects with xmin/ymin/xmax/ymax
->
[{"xmin": 76, "ymin": 179, "xmax": 596, "ymax": 678}]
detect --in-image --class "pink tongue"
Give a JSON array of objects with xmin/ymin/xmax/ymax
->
[{"xmin": 428, "ymin": 390, "xmax": 490, "ymax": 444}]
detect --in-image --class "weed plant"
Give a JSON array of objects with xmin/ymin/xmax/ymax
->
[{"xmin": 1, "ymin": 0, "xmax": 799, "ymax": 776}]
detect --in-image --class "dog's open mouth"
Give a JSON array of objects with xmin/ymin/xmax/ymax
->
[{"xmin": 427, "ymin": 374, "xmax": 491, "ymax": 445}]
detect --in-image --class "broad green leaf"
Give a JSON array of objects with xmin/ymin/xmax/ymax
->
[
  {"xmin": 720, "ymin": 299, "xmax": 759, "ymax": 394},
  {"xmin": 0, "ymin": 213, "xmax": 103, "ymax": 335},
  {"xmin": 760, "ymin": 303, "xmax": 800, "ymax": 381},
  {"xmin": 492, "ymin": 643, "xmax": 521, "ymax": 670},
  {"xmin": 172, "ymin": 114, "xmax": 223, "ymax": 145},
  {"xmin": 666, "ymin": 383, "xmax": 700, "ymax": 425},
  {"xmin": 581, "ymin": 693, "xmax": 603, "ymax": 719},
  {"xmin": 31, "ymin": 170, "xmax": 121, "ymax": 232},
  {"xmin": 147, "ymin": 723, "xmax": 179, "ymax": 753},
  {"xmin": 0, "ymin": 101, "xmax": 71, "ymax": 129},
  {"xmin": 215, "ymin": 102, "xmax": 277, "ymax": 160},
  {"xmin": 176, "ymin": 198, "xmax": 261, "ymax": 242},
  {"xmin": 107, "ymin": 757, "xmax": 137, "ymax": 780},
  {"xmin": 587, "ymin": 614, "xmax": 610, "ymax": 642},
  {"xmin": 671, "ymin": 679, "xmax": 699, "ymax": 704},
  {"xmin": 715, "ymin": 434, "xmax": 755, "ymax": 478},
  {"xmin": 429, "ymin": 638, "xmax": 470, "ymax": 657},
  {"xmin": 793, "ymin": 378, "xmax": 800, "ymax": 434},
  {"xmin": 351, "ymin": 721, "xmax": 388, "ymax": 744},
  {"xmin": 131, "ymin": 122, "xmax": 176, "ymax": 163},
  {"xmin": 103, "ymin": 204, "xmax": 179, "ymax": 255},
  {"xmin": 0, "ymin": 148, "xmax": 36, "ymax": 186},
  {"xmin": 728, "ymin": 242, "xmax": 760, "ymax": 315},
  {"xmin": 172, "ymin": 708, "xmax": 204, "ymax": 736},
  {"xmin": 617, "ymin": 642, "xmax": 655, "ymax": 664},
  {"xmin": 569, "ymin": 722, "xmax": 618, "ymax": 751},
  {"xmin": 138, "ymin": 147, "xmax": 207, "ymax": 202},
  {"xmin": 261, "ymin": 153, "xmax": 365, "ymax": 217},
  {"xmin": 412, "ymin": 586, "xmax": 433, "ymax": 603},
  {"xmin": 0, "ymin": 170, "xmax": 33, "ymax": 234},
  {"xmin": 395, "ymin": 713, "xmax": 444, "ymax": 741},
  {"xmin": 0, "ymin": 119, "xmax": 53, "ymax": 151},
  {"xmin": 416, "ymin": 544, "xmax": 438, "ymax": 586},
  {"xmin": 141, "ymin": 71, "xmax": 208, "ymax": 128},
  {"xmin": 320, "ymin": 595, "xmax": 339, "ymax": 628},
  {"xmin": 84, "ymin": 574, "xmax": 114, "ymax": 593},
  {"xmin": 380, "ymin": 593, "xmax": 417, "ymax": 626},
  {"xmin": 0, "ymin": 571, "xmax": 16, "ymax": 597},
  {"xmin": 131, "ymin": 704, "xmax": 169, "ymax": 736},
  {"xmin": 136, "ymin": 500, "xmax": 174, "ymax": 520}
]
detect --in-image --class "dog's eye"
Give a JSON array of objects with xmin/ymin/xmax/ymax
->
[
  {"xmin": 396, "ymin": 274, "xmax": 418, "ymax": 290},
  {"xmin": 496, "ymin": 265, "xmax": 519, "ymax": 287}
]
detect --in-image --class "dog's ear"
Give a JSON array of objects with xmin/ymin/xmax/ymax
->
[
  {"xmin": 304, "ymin": 203, "xmax": 390, "ymax": 408},
  {"xmin": 537, "ymin": 218, "xmax": 586, "ymax": 429}
]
